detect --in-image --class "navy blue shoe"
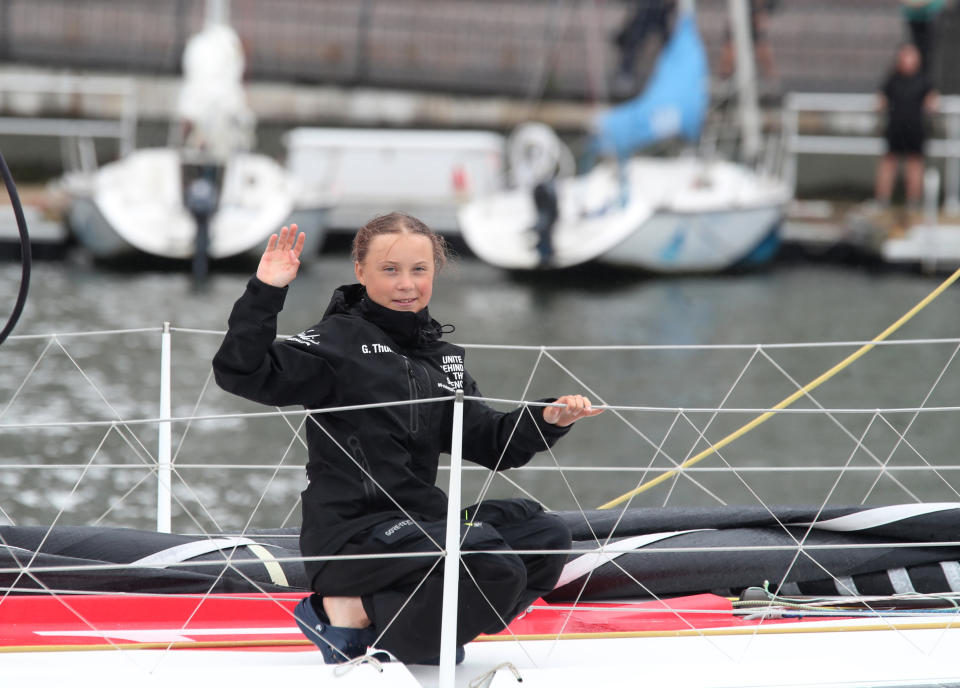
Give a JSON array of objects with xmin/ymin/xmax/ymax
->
[
  {"xmin": 293, "ymin": 596, "xmax": 378, "ymax": 664},
  {"xmin": 417, "ymin": 645, "xmax": 465, "ymax": 665}
]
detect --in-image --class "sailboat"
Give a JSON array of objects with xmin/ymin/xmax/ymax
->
[
  {"xmin": 457, "ymin": 10, "xmax": 790, "ymax": 273},
  {"xmin": 62, "ymin": 3, "xmax": 329, "ymax": 268}
]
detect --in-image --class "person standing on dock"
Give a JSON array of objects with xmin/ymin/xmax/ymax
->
[
  {"xmin": 873, "ymin": 42, "xmax": 939, "ymax": 212},
  {"xmin": 212, "ymin": 214, "xmax": 602, "ymax": 666}
]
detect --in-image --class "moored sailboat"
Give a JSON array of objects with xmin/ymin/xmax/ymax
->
[{"xmin": 458, "ymin": 9, "xmax": 789, "ymax": 274}]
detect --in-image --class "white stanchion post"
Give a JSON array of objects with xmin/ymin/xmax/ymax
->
[
  {"xmin": 782, "ymin": 100, "xmax": 798, "ymax": 195},
  {"xmin": 157, "ymin": 322, "xmax": 172, "ymax": 533},
  {"xmin": 944, "ymin": 112, "xmax": 960, "ymax": 216},
  {"xmin": 923, "ymin": 167, "xmax": 941, "ymax": 274},
  {"xmin": 439, "ymin": 389, "xmax": 464, "ymax": 688}
]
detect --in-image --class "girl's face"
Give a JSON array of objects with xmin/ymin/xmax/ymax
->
[{"xmin": 355, "ymin": 232, "xmax": 435, "ymax": 312}]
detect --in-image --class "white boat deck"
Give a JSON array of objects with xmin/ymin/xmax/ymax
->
[{"xmin": 7, "ymin": 625, "xmax": 960, "ymax": 688}]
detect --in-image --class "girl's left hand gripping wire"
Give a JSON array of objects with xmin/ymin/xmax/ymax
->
[{"xmin": 542, "ymin": 394, "xmax": 604, "ymax": 427}]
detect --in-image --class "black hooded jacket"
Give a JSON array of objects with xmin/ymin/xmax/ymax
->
[{"xmin": 213, "ymin": 278, "xmax": 570, "ymax": 564}]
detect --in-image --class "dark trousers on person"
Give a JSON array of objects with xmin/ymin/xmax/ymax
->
[{"xmin": 309, "ymin": 499, "xmax": 571, "ymax": 664}]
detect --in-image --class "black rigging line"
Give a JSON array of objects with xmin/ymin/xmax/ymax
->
[{"xmin": 0, "ymin": 148, "xmax": 31, "ymax": 347}]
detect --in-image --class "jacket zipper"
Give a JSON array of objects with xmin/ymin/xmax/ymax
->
[
  {"xmin": 347, "ymin": 435, "xmax": 377, "ymax": 503},
  {"xmin": 403, "ymin": 357, "xmax": 420, "ymax": 434}
]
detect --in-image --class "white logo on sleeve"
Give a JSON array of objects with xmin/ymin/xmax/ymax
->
[{"xmin": 288, "ymin": 330, "xmax": 321, "ymax": 347}]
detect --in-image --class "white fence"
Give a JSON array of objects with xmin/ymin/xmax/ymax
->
[
  {"xmin": 0, "ymin": 71, "xmax": 137, "ymax": 172},
  {"xmin": 784, "ymin": 92, "xmax": 960, "ymax": 213}
]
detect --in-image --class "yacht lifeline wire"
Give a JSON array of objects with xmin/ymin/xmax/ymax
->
[
  {"xmin": 599, "ymin": 264, "xmax": 960, "ymax": 510},
  {"xmin": 0, "ymin": 149, "xmax": 30, "ymax": 347}
]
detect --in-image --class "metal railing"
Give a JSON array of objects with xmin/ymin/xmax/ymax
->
[
  {"xmin": 0, "ymin": 71, "xmax": 138, "ymax": 171},
  {"xmin": 8, "ymin": 322, "xmax": 960, "ymax": 683},
  {"xmin": 783, "ymin": 92, "xmax": 960, "ymax": 213}
]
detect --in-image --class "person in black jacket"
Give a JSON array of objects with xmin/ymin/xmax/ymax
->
[
  {"xmin": 212, "ymin": 212, "xmax": 602, "ymax": 665},
  {"xmin": 873, "ymin": 42, "xmax": 939, "ymax": 210}
]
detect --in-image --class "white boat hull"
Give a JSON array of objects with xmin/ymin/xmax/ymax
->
[
  {"xmin": 66, "ymin": 148, "xmax": 326, "ymax": 261},
  {"xmin": 8, "ymin": 626, "xmax": 960, "ymax": 688},
  {"xmin": 603, "ymin": 204, "xmax": 783, "ymax": 272},
  {"xmin": 458, "ymin": 157, "xmax": 789, "ymax": 273}
]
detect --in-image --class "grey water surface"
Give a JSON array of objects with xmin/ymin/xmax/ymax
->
[{"xmin": 3, "ymin": 253, "xmax": 960, "ymax": 532}]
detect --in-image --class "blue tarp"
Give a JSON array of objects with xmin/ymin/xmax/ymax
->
[{"xmin": 593, "ymin": 12, "xmax": 708, "ymax": 158}]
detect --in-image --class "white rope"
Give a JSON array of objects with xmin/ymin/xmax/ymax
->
[
  {"xmin": 5, "ymin": 328, "xmax": 160, "ymax": 340},
  {"xmin": 538, "ymin": 349, "xmax": 726, "ymax": 504},
  {"xmin": 7, "ymin": 327, "xmax": 960, "ymax": 348},
  {"xmin": 0, "ymin": 395, "xmax": 455, "ymax": 430},
  {"xmin": 860, "ymin": 341, "xmax": 960, "ymax": 503},
  {"xmin": 170, "ymin": 367, "xmax": 217, "ymax": 464},
  {"xmin": 468, "ymin": 662, "xmax": 522, "ymax": 688},
  {"xmin": 305, "ymin": 412, "xmax": 447, "ymax": 552},
  {"xmin": 465, "ymin": 346, "xmax": 547, "ymax": 517},
  {"xmin": 0, "ymin": 335, "xmax": 56, "ymax": 421},
  {"xmin": 8, "ymin": 322, "xmax": 960, "ymax": 667},
  {"xmin": 14, "ymin": 462, "xmax": 960, "ymax": 473},
  {"xmin": 15, "ymin": 537, "xmax": 960, "ymax": 579},
  {"xmin": 457, "ymin": 337, "xmax": 960, "ymax": 352},
  {"xmin": 744, "ymin": 415, "xmax": 929, "ymax": 656},
  {"xmin": 11, "ymin": 401, "xmax": 960, "ymax": 432},
  {"xmin": 660, "ymin": 347, "xmax": 763, "ymax": 507},
  {"xmin": 755, "ymin": 348, "xmax": 921, "ymax": 501},
  {"xmin": 333, "ymin": 654, "xmax": 384, "ymax": 676}
]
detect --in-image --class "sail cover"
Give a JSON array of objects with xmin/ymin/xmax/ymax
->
[
  {"xmin": 5, "ymin": 505, "xmax": 960, "ymax": 601},
  {"xmin": 593, "ymin": 12, "xmax": 708, "ymax": 158}
]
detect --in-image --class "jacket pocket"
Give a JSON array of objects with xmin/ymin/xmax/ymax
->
[
  {"xmin": 369, "ymin": 518, "xmax": 502, "ymax": 553},
  {"xmin": 347, "ymin": 435, "xmax": 377, "ymax": 504},
  {"xmin": 463, "ymin": 498, "xmax": 544, "ymax": 528}
]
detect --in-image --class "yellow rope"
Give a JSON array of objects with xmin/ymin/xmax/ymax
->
[
  {"xmin": 475, "ymin": 618, "xmax": 960, "ymax": 641},
  {"xmin": 598, "ymin": 266, "xmax": 960, "ymax": 510}
]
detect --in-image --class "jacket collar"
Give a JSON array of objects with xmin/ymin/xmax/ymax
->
[{"xmin": 323, "ymin": 283, "xmax": 444, "ymax": 349}]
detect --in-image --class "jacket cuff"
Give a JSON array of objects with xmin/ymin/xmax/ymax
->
[
  {"xmin": 246, "ymin": 276, "xmax": 289, "ymax": 309},
  {"xmin": 531, "ymin": 397, "xmax": 574, "ymax": 440}
]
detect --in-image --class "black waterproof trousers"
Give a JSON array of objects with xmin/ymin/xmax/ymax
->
[{"xmin": 309, "ymin": 499, "xmax": 571, "ymax": 664}]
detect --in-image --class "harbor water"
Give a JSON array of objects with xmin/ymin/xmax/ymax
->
[{"xmin": 3, "ymin": 253, "xmax": 960, "ymax": 533}]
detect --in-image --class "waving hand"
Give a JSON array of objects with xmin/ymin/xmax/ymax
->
[{"xmin": 256, "ymin": 224, "xmax": 306, "ymax": 288}]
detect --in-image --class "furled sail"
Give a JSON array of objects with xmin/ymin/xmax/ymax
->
[{"xmin": 593, "ymin": 12, "xmax": 708, "ymax": 158}]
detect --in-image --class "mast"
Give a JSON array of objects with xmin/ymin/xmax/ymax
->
[
  {"xmin": 727, "ymin": 0, "xmax": 761, "ymax": 162},
  {"xmin": 205, "ymin": 0, "xmax": 230, "ymax": 28}
]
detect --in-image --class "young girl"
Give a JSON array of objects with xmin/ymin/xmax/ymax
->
[{"xmin": 213, "ymin": 212, "xmax": 601, "ymax": 665}]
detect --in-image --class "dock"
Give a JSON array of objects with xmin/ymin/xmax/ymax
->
[
  {"xmin": 781, "ymin": 199, "xmax": 960, "ymax": 272},
  {"xmin": 0, "ymin": 183, "xmax": 70, "ymax": 260}
]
